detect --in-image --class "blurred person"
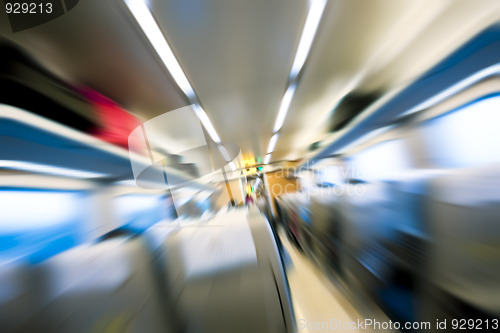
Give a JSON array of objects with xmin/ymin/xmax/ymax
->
[{"xmin": 245, "ymin": 193, "xmax": 254, "ymax": 205}]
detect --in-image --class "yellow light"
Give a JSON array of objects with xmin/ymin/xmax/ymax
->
[
  {"xmin": 241, "ymin": 155, "xmax": 258, "ymax": 175},
  {"xmin": 243, "ymin": 159, "xmax": 255, "ymax": 167},
  {"xmin": 244, "ymin": 167, "xmax": 257, "ymax": 175}
]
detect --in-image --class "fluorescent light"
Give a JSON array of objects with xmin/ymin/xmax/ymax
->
[
  {"xmin": 264, "ymin": 154, "xmax": 272, "ymax": 164},
  {"xmin": 125, "ymin": 0, "xmax": 224, "ymax": 145},
  {"xmin": 267, "ymin": 133, "xmax": 279, "ymax": 154},
  {"xmin": 125, "ymin": 0, "xmax": 196, "ymax": 99},
  {"xmin": 0, "ymin": 160, "xmax": 108, "ymax": 178},
  {"xmin": 228, "ymin": 162, "xmax": 236, "ymax": 171},
  {"xmin": 269, "ymin": 0, "xmax": 326, "ymax": 140},
  {"xmin": 218, "ymin": 144, "xmax": 231, "ymax": 161},
  {"xmin": 273, "ymin": 85, "xmax": 296, "ymax": 132},
  {"xmin": 402, "ymin": 63, "xmax": 500, "ymax": 116},
  {"xmin": 290, "ymin": 0, "xmax": 327, "ymax": 78},
  {"xmin": 193, "ymin": 104, "xmax": 221, "ymax": 143}
]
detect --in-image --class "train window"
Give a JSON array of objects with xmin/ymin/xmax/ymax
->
[
  {"xmin": 297, "ymin": 170, "xmax": 318, "ymax": 190},
  {"xmin": 350, "ymin": 139, "xmax": 411, "ymax": 182},
  {"xmin": 317, "ymin": 165, "xmax": 344, "ymax": 186},
  {"xmin": 0, "ymin": 189, "xmax": 86, "ymax": 263},
  {"xmin": 421, "ymin": 95, "xmax": 500, "ymax": 168},
  {"xmin": 113, "ymin": 193, "xmax": 174, "ymax": 232}
]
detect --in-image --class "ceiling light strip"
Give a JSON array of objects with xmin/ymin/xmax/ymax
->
[
  {"xmin": 193, "ymin": 104, "xmax": 222, "ymax": 143},
  {"xmin": 125, "ymin": 0, "xmax": 222, "ymax": 143},
  {"xmin": 265, "ymin": 0, "xmax": 327, "ymax": 163},
  {"xmin": 125, "ymin": 0, "xmax": 195, "ymax": 99},
  {"xmin": 290, "ymin": 0, "xmax": 328, "ymax": 78},
  {"xmin": 273, "ymin": 84, "xmax": 297, "ymax": 133},
  {"xmin": 267, "ymin": 133, "xmax": 279, "ymax": 154}
]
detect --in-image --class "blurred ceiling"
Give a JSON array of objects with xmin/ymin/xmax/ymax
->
[{"xmin": 2, "ymin": 0, "xmax": 500, "ymax": 163}]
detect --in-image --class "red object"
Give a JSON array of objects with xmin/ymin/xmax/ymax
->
[{"xmin": 77, "ymin": 86, "xmax": 142, "ymax": 149}]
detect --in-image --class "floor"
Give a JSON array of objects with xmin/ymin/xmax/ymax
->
[{"xmin": 278, "ymin": 230, "xmax": 398, "ymax": 333}]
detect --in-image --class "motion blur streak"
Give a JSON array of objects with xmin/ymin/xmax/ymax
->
[
  {"xmin": 402, "ymin": 63, "xmax": 500, "ymax": 116},
  {"xmin": 2, "ymin": 1, "xmax": 500, "ymax": 332},
  {"xmin": 124, "ymin": 0, "xmax": 196, "ymax": 100},
  {"xmin": 124, "ymin": 0, "xmax": 223, "ymax": 144},
  {"xmin": 276, "ymin": 93, "xmax": 500, "ymax": 326}
]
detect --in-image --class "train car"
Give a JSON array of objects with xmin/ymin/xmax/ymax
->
[{"xmin": 2, "ymin": 0, "xmax": 500, "ymax": 332}]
